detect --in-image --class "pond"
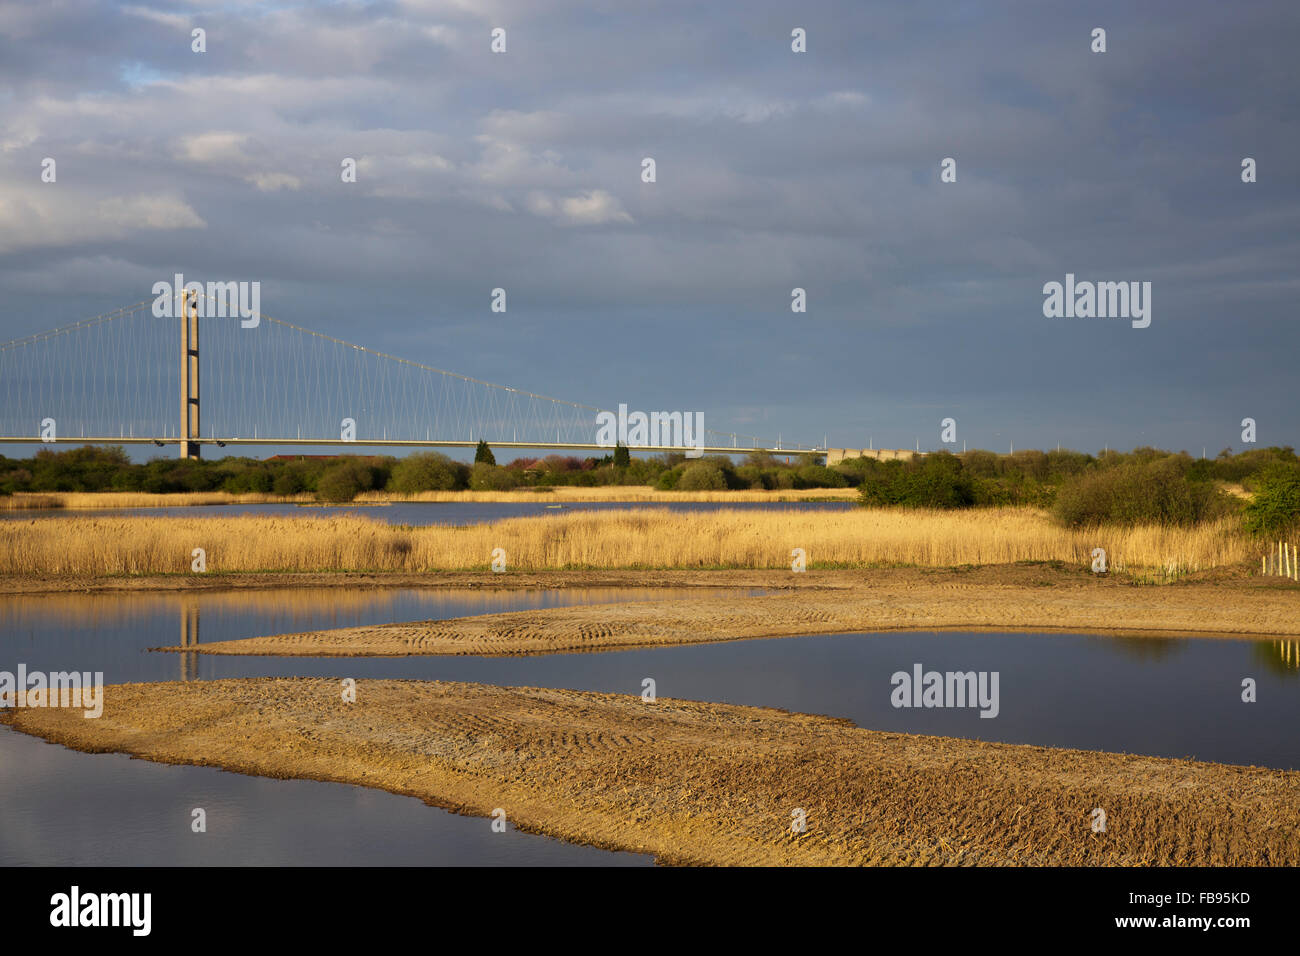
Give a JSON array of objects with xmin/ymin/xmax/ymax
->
[
  {"xmin": 0, "ymin": 499, "xmax": 855, "ymax": 526},
  {"xmin": 3, "ymin": 586, "xmax": 1296, "ymax": 865}
]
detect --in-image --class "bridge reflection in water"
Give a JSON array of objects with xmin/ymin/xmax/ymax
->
[{"xmin": 179, "ymin": 602, "xmax": 199, "ymax": 682}]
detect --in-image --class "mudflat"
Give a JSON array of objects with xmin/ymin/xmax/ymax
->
[
  {"xmin": 5, "ymin": 678, "xmax": 1297, "ymax": 866},
  {"xmin": 149, "ymin": 570, "xmax": 1300, "ymax": 657}
]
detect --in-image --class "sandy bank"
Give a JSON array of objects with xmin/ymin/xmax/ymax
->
[
  {"xmin": 5, "ymin": 678, "xmax": 1296, "ymax": 866},
  {"xmin": 151, "ymin": 573, "xmax": 1300, "ymax": 656}
]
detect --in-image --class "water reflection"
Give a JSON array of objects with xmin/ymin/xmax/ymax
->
[
  {"xmin": 4, "ymin": 587, "xmax": 1299, "ymax": 866},
  {"xmin": 0, "ymin": 586, "xmax": 770, "ymax": 687},
  {"xmin": 0, "ymin": 720, "xmax": 650, "ymax": 866},
  {"xmin": 1255, "ymin": 638, "xmax": 1300, "ymax": 676},
  {"xmin": 1101, "ymin": 635, "xmax": 1184, "ymax": 662},
  {"xmin": 0, "ymin": 499, "xmax": 855, "ymax": 527},
  {"xmin": 2, "ymin": 586, "xmax": 742, "ymax": 867},
  {"xmin": 179, "ymin": 602, "xmax": 199, "ymax": 682},
  {"xmin": 3, "ymin": 589, "xmax": 1297, "ymax": 769}
]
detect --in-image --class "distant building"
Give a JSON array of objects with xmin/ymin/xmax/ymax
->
[{"xmin": 824, "ymin": 448, "xmax": 921, "ymax": 466}]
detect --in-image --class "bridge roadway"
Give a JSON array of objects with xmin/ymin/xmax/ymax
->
[{"xmin": 0, "ymin": 436, "xmax": 826, "ymax": 456}]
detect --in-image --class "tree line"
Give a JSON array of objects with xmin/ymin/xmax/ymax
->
[{"xmin": 3, "ymin": 443, "xmax": 1297, "ymax": 534}]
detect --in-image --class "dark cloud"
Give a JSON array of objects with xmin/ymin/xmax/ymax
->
[{"xmin": 1, "ymin": 0, "xmax": 1297, "ymax": 453}]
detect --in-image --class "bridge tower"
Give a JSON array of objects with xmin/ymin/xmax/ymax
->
[{"xmin": 179, "ymin": 288, "xmax": 200, "ymax": 459}]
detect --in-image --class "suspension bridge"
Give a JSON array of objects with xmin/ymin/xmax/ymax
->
[{"xmin": 0, "ymin": 293, "xmax": 824, "ymax": 460}]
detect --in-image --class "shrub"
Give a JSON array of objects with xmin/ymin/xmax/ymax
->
[
  {"xmin": 221, "ymin": 467, "xmax": 272, "ymax": 494},
  {"xmin": 961, "ymin": 450, "xmax": 1000, "ymax": 478},
  {"xmin": 654, "ymin": 469, "xmax": 680, "ymax": 490},
  {"xmin": 795, "ymin": 464, "xmax": 850, "ymax": 488},
  {"xmin": 272, "ymin": 472, "xmax": 303, "ymax": 496},
  {"xmin": 316, "ymin": 460, "xmax": 375, "ymax": 502},
  {"xmin": 0, "ymin": 468, "xmax": 32, "ymax": 494},
  {"xmin": 1243, "ymin": 465, "xmax": 1300, "ymax": 536},
  {"xmin": 389, "ymin": 452, "xmax": 463, "ymax": 493},
  {"xmin": 857, "ymin": 453, "xmax": 975, "ymax": 509},
  {"xmin": 469, "ymin": 462, "xmax": 519, "ymax": 491},
  {"xmin": 1053, "ymin": 458, "xmax": 1232, "ymax": 528},
  {"xmin": 676, "ymin": 462, "xmax": 726, "ymax": 490}
]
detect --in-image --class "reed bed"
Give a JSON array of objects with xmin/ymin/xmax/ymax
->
[{"xmin": 0, "ymin": 507, "xmax": 1248, "ymax": 575}]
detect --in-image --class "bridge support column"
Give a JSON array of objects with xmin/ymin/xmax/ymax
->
[{"xmin": 180, "ymin": 289, "xmax": 200, "ymax": 459}]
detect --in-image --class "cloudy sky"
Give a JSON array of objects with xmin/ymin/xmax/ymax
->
[{"xmin": 1, "ymin": 0, "xmax": 1297, "ymax": 457}]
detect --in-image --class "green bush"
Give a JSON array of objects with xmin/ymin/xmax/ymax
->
[
  {"xmin": 795, "ymin": 464, "xmax": 850, "ymax": 489},
  {"xmin": 0, "ymin": 467, "xmax": 31, "ymax": 495},
  {"xmin": 272, "ymin": 471, "xmax": 303, "ymax": 496},
  {"xmin": 859, "ymin": 465, "xmax": 973, "ymax": 508},
  {"xmin": 856, "ymin": 453, "xmax": 975, "ymax": 509},
  {"xmin": 622, "ymin": 457, "xmax": 666, "ymax": 485},
  {"xmin": 316, "ymin": 460, "xmax": 375, "ymax": 502},
  {"xmin": 676, "ymin": 462, "xmax": 726, "ymax": 490},
  {"xmin": 221, "ymin": 467, "xmax": 272, "ymax": 494},
  {"xmin": 1052, "ymin": 458, "xmax": 1232, "ymax": 528},
  {"xmin": 655, "ymin": 468, "xmax": 680, "ymax": 490},
  {"xmin": 1243, "ymin": 465, "xmax": 1300, "ymax": 536},
  {"xmin": 960, "ymin": 450, "xmax": 1000, "ymax": 478},
  {"xmin": 28, "ymin": 446, "xmax": 131, "ymax": 492},
  {"xmin": 389, "ymin": 452, "xmax": 464, "ymax": 493},
  {"xmin": 469, "ymin": 462, "xmax": 519, "ymax": 491}
]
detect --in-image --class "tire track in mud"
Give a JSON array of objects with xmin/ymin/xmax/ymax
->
[
  {"xmin": 6, "ymin": 678, "xmax": 1298, "ymax": 867},
  {"xmin": 153, "ymin": 583, "xmax": 1300, "ymax": 657}
]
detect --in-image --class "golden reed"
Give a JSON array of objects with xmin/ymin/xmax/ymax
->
[{"xmin": 0, "ymin": 507, "xmax": 1247, "ymax": 575}]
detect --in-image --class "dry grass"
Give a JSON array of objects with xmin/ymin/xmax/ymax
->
[{"xmin": 0, "ymin": 506, "xmax": 1249, "ymax": 575}]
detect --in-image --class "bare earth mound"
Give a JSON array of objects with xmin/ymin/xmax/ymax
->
[
  {"xmin": 155, "ymin": 581, "xmax": 1300, "ymax": 657},
  {"xmin": 5, "ymin": 678, "xmax": 1297, "ymax": 866}
]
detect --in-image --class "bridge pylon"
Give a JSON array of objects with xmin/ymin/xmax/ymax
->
[{"xmin": 179, "ymin": 288, "xmax": 200, "ymax": 459}]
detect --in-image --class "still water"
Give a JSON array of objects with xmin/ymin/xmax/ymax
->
[
  {"xmin": 1, "ymin": 499, "xmax": 854, "ymax": 526},
  {"xmin": 3, "ymin": 586, "xmax": 1298, "ymax": 865},
  {"xmin": 1, "ymin": 587, "xmax": 751, "ymax": 867}
]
